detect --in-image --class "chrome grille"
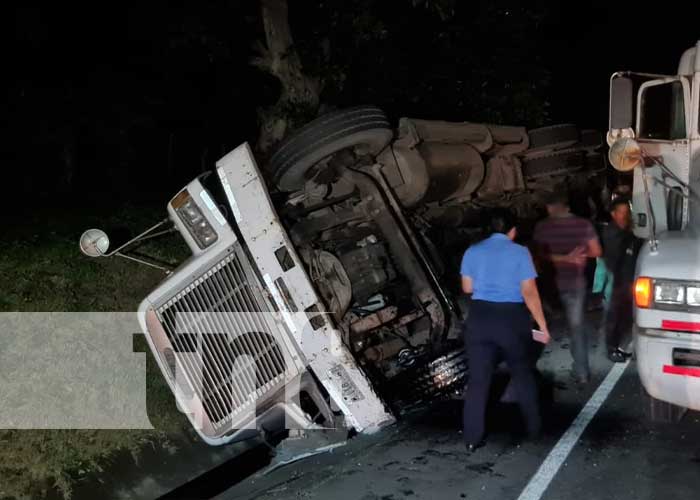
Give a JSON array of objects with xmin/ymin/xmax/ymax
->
[{"xmin": 156, "ymin": 248, "xmax": 295, "ymax": 431}]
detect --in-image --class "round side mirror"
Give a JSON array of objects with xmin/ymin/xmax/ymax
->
[
  {"xmin": 608, "ymin": 138, "xmax": 642, "ymax": 172},
  {"xmin": 79, "ymin": 229, "xmax": 110, "ymax": 257}
]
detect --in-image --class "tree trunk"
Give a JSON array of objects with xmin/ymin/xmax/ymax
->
[{"xmin": 253, "ymin": 0, "xmax": 321, "ymax": 156}]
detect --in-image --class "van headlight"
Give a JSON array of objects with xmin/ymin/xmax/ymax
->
[
  {"xmin": 638, "ymin": 277, "xmax": 700, "ymax": 309},
  {"xmin": 173, "ymin": 190, "xmax": 218, "ymax": 249},
  {"xmin": 686, "ymin": 286, "xmax": 700, "ymax": 307},
  {"xmin": 654, "ymin": 281, "xmax": 685, "ymax": 305}
]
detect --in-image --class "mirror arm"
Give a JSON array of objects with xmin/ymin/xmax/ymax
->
[
  {"xmin": 641, "ymin": 150, "xmax": 697, "ymax": 202},
  {"xmin": 641, "ymin": 170, "xmax": 659, "ymax": 255},
  {"xmin": 131, "ymin": 227, "xmax": 178, "ymax": 244},
  {"xmin": 102, "ymin": 218, "xmax": 171, "ymax": 257},
  {"xmin": 114, "ymin": 252, "xmax": 172, "ymax": 274}
]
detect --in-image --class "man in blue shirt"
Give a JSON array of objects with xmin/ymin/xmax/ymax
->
[{"xmin": 461, "ymin": 209, "xmax": 549, "ymax": 451}]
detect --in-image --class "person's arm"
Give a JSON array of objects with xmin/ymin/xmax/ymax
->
[
  {"xmin": 583, "ymin": 220, "xmax": 602, "ymax": 258},
  {"xmin": 462, "ymin": 276, "xmax": 473, "ymax": 294},
  {"xmin": 586, "ymin": 237, "xmax": 603, "ymax": 258},
  {"xmin": 460, "ymin": 248, "xmax": 474, "ymax": 295},
  {"xmin": 518, "ymin": 247, "xmax": 550, "ymax": 342},
  {"xmin": 521, "ymin": 278, "xmax": 550, "ymax": 343},
  {"xmin": 549, "ymin": 241, "xmax": 599, "ymax": 266},
  {"xmin": 549, "ymin": 251, "xmax": 585, "ymax": 265},
  {"xmin": 546, "ymin": 239, "xmax": 600, "ymax": 266}
]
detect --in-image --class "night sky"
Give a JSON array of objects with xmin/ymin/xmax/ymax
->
[{"xmin": 7, "ymin": 2, "xmax": 699, "ymax": 213}]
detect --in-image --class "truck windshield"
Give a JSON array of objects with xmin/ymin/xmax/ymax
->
[{"xmin": 639, "ymin": 81, "xmax": 686, "ymax": 140}]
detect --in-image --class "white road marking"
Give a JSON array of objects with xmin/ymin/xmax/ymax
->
[{"xmin": 516, "ymin": 360, "xmax": 630, "ymax": 500}]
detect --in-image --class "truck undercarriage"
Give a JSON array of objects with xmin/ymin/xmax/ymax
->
[{"xmin": 266, "ymin": 106, "xmax": 605, "ymax": 404}]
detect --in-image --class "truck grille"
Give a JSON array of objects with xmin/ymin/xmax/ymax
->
[{"xmin": 155, "ymin": 248, "xmax": 296, "ymax": 432}]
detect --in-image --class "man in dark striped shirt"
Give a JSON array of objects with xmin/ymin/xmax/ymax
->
[{"xmin": 533, "ymin": 191, "xmax": 602, "ymax": 384}]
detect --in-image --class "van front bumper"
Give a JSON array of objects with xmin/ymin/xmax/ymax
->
[{"xmin": 635, "ymin": 326, "xmax": 700, "ymax": 411}]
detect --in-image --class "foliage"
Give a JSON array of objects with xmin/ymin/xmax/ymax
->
[
  {"xmin": 10, "ymin": 1, "xmax": 553, "ymax": 210},
  {"xmin": 291, "ymin": 0, "xmax": 551, "ymax": 127},
  {"xmin": 0, "ymin": 208, "xmax": 191, "ymax": 499}
]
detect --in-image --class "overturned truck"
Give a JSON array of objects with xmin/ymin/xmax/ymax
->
[{"xmin": 94, "ymin": 107, "xmax": 605, "ymax": 445}]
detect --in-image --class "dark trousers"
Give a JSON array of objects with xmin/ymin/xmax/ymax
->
[
  {"xmin": 463, "ymin": 300, "xmax": 541, "ymax": 445},
  {"xmin": 606, "ymin": 285, "xmax": 633, "ymax": 351},
  {"xmin": 559, "ymin": 287, "xmax": 589, "ymax": 379}
]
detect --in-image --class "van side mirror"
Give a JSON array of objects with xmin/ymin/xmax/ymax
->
[{"xmin": 610, "ymin": 77, "xmax": 634, "ymax": 129}]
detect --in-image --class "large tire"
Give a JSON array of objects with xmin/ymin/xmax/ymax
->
[
  {"xmin": 387, "ymin": 348, "xmax": 468, "ymax": 411},
  {"xmin": 667, "ymin": 187, "xmax": 684, "ymax": 231},
  {"xmin": 522, "ymin": 149, "xmax": 586, "ymax": 179},
  {"xmin": 269, "ymin": 105, "xmax": 393, "ymax": 192},
  {"xmin": 527, "ymin": 124, "xmax": 579, "ymax": 154}
]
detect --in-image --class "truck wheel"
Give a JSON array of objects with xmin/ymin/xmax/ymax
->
[
  {"xmin": 387, "ymin": 347, "xmax": 468, "ymax": 411},
  {"xmin": 527, "ymin": 124, "xmax": 579, "ymax": 154},
  {"xmin": 269, "ymin": 105, "xmax": 393, "ymax": 192},
  {"xmin": 641, "ymin": 385, "xmax": 686, "ymax": 423},
  {"xmin": 522, "ymin": 149, "xmax": 586, "ymax": 179},
  {"xmin": 667, "ymin": 187, "xmax": 684, "ymax": 231}
]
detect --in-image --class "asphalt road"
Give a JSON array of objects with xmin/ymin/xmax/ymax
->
[{"xmin": 216, "ymin": 318, "xmax": 700, "ymax": 500}]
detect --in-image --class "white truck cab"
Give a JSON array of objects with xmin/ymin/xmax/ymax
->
[{"xmin": 608, "ymin": 41, "xmax": 700, "ymax": 420}]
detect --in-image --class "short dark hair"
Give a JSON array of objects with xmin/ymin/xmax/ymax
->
[
  {"xmin": 489, "ymin": 208, "xmax": 517, "ymax": 234},
  {"xmin": 610, "ymin": 197, "xmax": 630, "ymax": 212}
]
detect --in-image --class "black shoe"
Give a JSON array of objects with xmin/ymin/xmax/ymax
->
[
  {"xmin": 465, "ymin": 440, "xmax": 486, "ymax": 453},
  {"xmin": 608, "ymin": 349, "xmax": 628, "ymax": 363},
  {"xmin": 617, "ymin": 347, "xmax": 633, "ymax": 358}
]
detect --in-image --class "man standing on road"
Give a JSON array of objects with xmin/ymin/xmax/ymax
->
[
  {"xmin": 461, "ymin": 209, "xmax": 550, "ymax": 452},
  {"xmin": 602, "ymin": 198, "xmax": 641, "ymax": 362},
  {"xmin": 533, "ymin": 191, "xmax": 602, "ymax": 385}
]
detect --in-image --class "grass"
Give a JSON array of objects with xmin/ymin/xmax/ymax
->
[{"xmin": 0, "ymin": 206, "xmax": 193, "ymax": 499}]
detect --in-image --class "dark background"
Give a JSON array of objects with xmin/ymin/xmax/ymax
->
[{"xmin": 6, "ymin": 1, "xmax": 697, "ymax": 214}]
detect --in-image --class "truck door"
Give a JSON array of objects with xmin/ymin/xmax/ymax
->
[{"xmin": 633, "ymin": 77, "xmax": 691, "ymax": 237}]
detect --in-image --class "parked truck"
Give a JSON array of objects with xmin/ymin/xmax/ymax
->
[
  {"xmin": 607, "ymin": 41, "xmax": 700, "ymax": 421},
  {"xmin": 81, "ymin": 107, "xmax": 604, "ymax": 445}
]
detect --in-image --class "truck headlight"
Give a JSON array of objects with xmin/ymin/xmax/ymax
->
[
  {"xmin": 654, "ymin": 281, "xmax": 685, "ymax": 305},
  {"xmin": 174, "ymin": 191, "xmax": 218, "ymax": 249},
  {"xmin": 686, "ymin": 287, "xmax": 700, "ymax": 306}
]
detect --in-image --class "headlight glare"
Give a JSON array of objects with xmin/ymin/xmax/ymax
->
[
  {"xmin": 654, "ymin": 282, "xmax": 685, "ymax": 305},
  {"xmin": 686, "ymin": 286, "xmax": 700, "ymax": 306}
]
